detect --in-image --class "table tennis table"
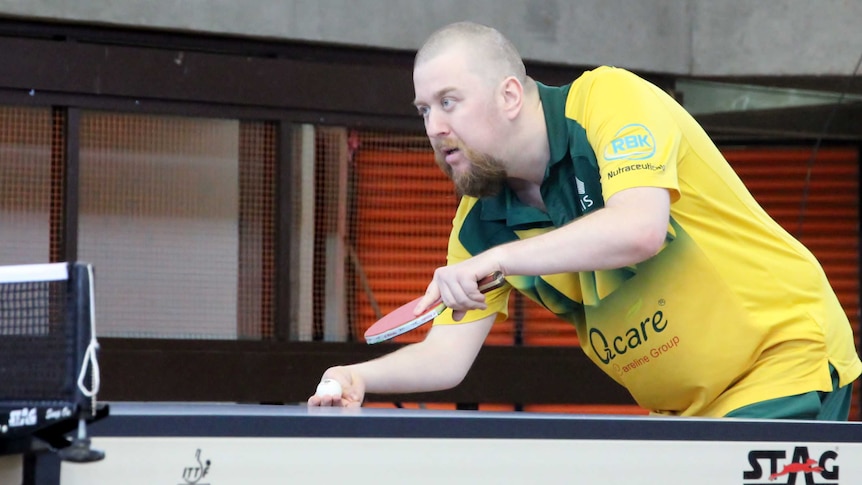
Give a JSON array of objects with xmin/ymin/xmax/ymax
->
[{"xmin": 4, "ymin": 401, "xmax": 859, "ymax": 484}]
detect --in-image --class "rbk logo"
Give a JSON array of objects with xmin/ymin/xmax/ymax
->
[{"xmin": 602, "ymin": 123, "xmax": 656, "ymax": 161}]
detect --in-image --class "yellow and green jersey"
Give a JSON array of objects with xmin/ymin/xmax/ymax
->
[{"xmin": 434, "ymin": 66, "xmax": 862, "ymax": 417}]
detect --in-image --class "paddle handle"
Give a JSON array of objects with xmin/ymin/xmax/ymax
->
[{"xmin": 477, "ymin": 271, "xmax": 505, "ymax": 293}]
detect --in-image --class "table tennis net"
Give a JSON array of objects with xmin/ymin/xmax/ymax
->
[{"xmin": 0, "ymin": 263, "xmax": 98, "ymax": 405}]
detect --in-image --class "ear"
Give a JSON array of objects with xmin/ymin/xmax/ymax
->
[{"xmin": 499, "ymin": 76, "xmax": 524, "ymax": 120}]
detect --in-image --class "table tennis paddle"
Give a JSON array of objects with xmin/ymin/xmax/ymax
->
[{"xmin": 364, "ymin": 271, "xmax": 505, "ymax": 344}]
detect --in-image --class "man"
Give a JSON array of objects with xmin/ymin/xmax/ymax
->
[{"xmin": 308, "ymin": 21, "xmax": 861, "ymax": 419}]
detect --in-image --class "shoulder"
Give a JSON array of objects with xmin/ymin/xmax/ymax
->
[
  {"xmin": 565, "ymin": 66, "xmax": 669, "ymax": 125},
  {"xmin": 571, "ymin": 66, "xmax": 646, "ymax": 94}
]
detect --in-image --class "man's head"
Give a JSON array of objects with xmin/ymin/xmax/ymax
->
[
  {"xmin": 414, "ymin": 22, "xmax": 526, "ymax": 87},
  {"xmin": 412, "ymin": 22, "xmax": 528, "ymax": 198}
]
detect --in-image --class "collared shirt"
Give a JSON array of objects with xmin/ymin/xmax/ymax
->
[{"xmin": 434, "ymin": 66, "xmax": 862, "ymax": 417}]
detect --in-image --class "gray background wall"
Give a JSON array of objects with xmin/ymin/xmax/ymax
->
[{"xmin": 1, "ymin": 0, "xmax": 860, "ymax": 77}]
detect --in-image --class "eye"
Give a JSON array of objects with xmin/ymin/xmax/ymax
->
[
  {"xmin": 441, "ymin": 97, "xmax": 454, "ymax": 109},
  {"xmin": 416, "ymin": 105, "xmax": 430, "ymax": 118}
]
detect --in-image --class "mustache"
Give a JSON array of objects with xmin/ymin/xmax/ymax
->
[{"xmin": 432, "ymin": 139, "xmax": 462, "ymax": 153}]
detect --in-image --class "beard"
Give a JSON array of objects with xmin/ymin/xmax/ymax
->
[{"xmin": 433, "ymin": 141, "xmax": 507, "ymax": 198}]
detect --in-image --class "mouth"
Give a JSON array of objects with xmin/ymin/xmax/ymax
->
[{"xmin": 442, "ymin": 147, "xmax": 461, "ymax": 164}]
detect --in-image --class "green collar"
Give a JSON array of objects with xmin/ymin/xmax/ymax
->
[{"xmin": 480, "ymin": 82, "xmax": 572, "ymax": 227}]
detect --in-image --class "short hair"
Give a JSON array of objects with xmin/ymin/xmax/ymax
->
[{"xmin": 415, "ymin": 22, "xmax": 527, "ymax": 84}]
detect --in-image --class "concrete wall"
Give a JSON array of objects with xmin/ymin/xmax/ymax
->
[
  {"xmin": 690, "ymin": 2, "xmax": 862, "ymax": 76},
  {"xmin": 0, "ymin": 0, "xmax": 859, "ymax": 76}
]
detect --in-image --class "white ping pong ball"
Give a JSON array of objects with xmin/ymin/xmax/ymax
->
[{"xmin": 316, "ymin": 378, "xmax": 342, "ymax": 397}]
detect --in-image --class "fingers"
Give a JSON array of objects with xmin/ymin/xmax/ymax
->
[
  {"xmin": 307, "ymin": 392, "xmax": 361, "ymax": 407},
  {"xmin": 414, "ymin": 283, "xmax": 442, "ymax": 316},
  {"xmin": 433, "ymin": 271, "xmax": 489, "ymax": 312},
  {"xmin": 417, "ymin": 260, "xmax": 502, "ymax": 317},
  {"xmin": 307, "ymin": 394, "xmax": 363, "ymax": 407},
  {"xmin": 307, "ymin": 367, "xmax": 365, "ymax": 408},
  {"xmin": 307, "ymin": 394, "xmax": 342, "ymax": 407},
  {"xmin": 307, "ymin": 386, "xmax": 358, "ymax": 407}
]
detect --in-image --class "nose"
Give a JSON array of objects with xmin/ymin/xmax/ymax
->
[{"xmin": 425, "ymin": 109, "xmax": 450, "ymax": 138}]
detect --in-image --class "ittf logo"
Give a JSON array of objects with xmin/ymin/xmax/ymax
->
[
  {"xmin": 744, "ymin": 446, "xmax": 838, "ymax": 484},
  {"xmin": 602, "ymin": 123, "xmax": 656, "ymax": 161}
]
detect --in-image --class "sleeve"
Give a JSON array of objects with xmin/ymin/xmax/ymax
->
[
  {"xmin": 569, "ymin": 67, "xmax": 683, "ymax": 203},
  {"xmin": 433, "ymin": 197, "xmax": 512, "ymax": 326}
]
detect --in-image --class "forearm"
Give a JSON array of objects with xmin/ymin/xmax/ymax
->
[
  {"xmin": 346, "ymin": 344, "xmax": 458, "ymax": 394},
  {"xmin": 346, "ymin": 317, "xmax": 494, "ymax": 394},
  {"xmin": 494, "ymin": 187, "xmax": 670, "ymax": 276},
  {"xmin": 495, "ymin": 209, "xmax": 658, "ymax": 275}
]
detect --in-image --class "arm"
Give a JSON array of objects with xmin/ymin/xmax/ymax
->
[
  {"xmin": 497, "ymin": 186, "xmax": 670, "ymax": 274},
  {"xmin": 417, "ymin": 186, "xmax": 670, "ymax": 319},
  {"xmin": 307, "ymin": 312, "xmax": 495, "ymax": 407}
]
